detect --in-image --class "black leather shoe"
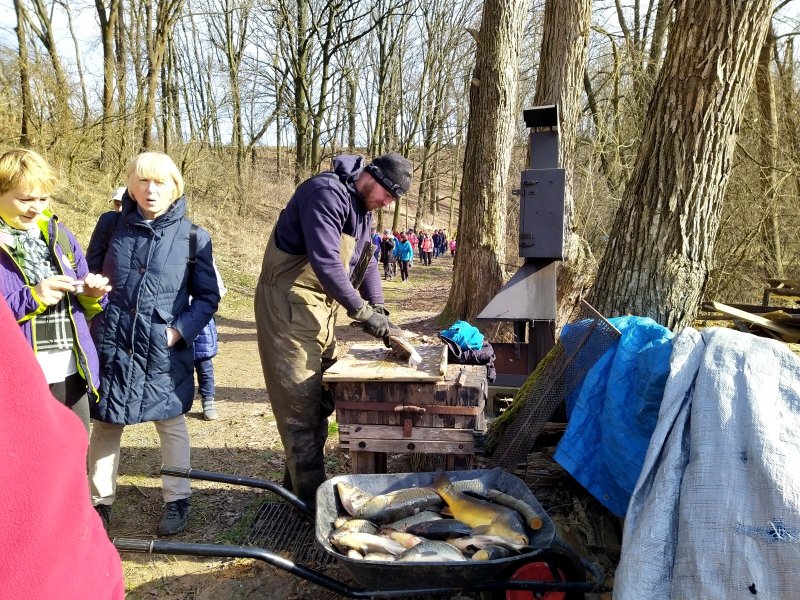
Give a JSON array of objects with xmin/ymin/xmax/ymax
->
[
  {"xmin": 94, "ymin": 504, "xmax": 113, "ymax": 530},
  {"xmin": 158, "ymin": 498, "xmax": 191, "ymax": 535}
]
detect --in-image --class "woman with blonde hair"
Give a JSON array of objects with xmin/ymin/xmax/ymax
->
[
  {"xmin": 0, "ymin": 148, "xmax": 110, "ymax": 432},
  {"xmin": 86, "ymin": 151, "xmax": 220, "ymax": 535}
]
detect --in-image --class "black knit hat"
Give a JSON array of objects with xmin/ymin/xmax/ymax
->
[{"xmin": 365, "ymin": 152, "xmax": 413, "ymax": 198}]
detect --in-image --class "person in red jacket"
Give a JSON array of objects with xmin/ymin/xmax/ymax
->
[{"xmin": 0, "ymin": 296, "xmax": 124, "ymax": 600}]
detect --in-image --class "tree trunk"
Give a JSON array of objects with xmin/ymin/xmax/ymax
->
[
  {"xmin": 440, "ymin": 0, "xmax": 530, "ymax": 324},
  {"xmin": 533, "ymin": 0, "xmax": 593, "ymax": 326},
  {"xmin": 13, "ymin": 0, "xmax": 32, "ymax": 147},
  {"xmin": 755, "ymin": 26, "xmax": 783, "ymax": 279},
  {"xmin": 292, "ymin": 0, "xmax": 311, "ymax": 183},
  {"xmin": 588, "ymin": 0, "xmax": 773, "ymax": 329},
  {"xmin": 95, "ymin": 0, "xmax": 119, "ymax": 166}
]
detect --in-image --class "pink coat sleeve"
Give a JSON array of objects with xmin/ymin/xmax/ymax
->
[{"xmin": 0, "ymin": 297, "xmax": 125, "ymax": 599}]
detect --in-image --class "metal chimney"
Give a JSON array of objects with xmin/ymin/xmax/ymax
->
[{"xmin": 478, "ymin": 105, "xmax": 565, "ymax": 387}]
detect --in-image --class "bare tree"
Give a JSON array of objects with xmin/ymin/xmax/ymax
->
[
  {"xmin": 755, "ymin": 25, "xmax": 784, "ymax": 279},
  {"xmin": 530, "ymin": 0, "xmax": 593, "ymax": 325},
  {"xmin": 441, "ymin": 0, "xmax": 531, "ymax": 323},
  {"xmin": 588, "ymin": 0, "xmax": 774, "ymax": 329},
  {"xmin": 12, "ymin": 0, "xmax": 33, "ymax": 147},
  {"xmin": 24, "ymin": 0, "xmax": 71, "ymax": 123},
  {"xmin": 95, "ymin": 0, "xmax": 120, "ymax": 164},
  {"xmin": 139, "ymin": 0, "xmax": 186, "ymax": 150}
]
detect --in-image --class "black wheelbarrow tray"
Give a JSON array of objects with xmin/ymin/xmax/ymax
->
[{"xmin": 114, "ymin": 466, "xmax": 603, "ymax": 598}]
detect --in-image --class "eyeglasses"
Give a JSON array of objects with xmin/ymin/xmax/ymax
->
[{"xmin": 366, "ymin": 164, "xmax": 405, "ymax": 198}]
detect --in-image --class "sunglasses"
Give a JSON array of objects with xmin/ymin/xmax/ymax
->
[{"xmin": 366, "ymin": 164, "xmax": 405, "ymax": 198}]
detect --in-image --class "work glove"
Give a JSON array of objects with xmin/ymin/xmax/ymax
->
[
  {"xmin": 349, "ymin": 302, "xmax": 391, "ymax": 343},
  {"xmin": 371, "ymin": 303, "xmax": 390, "ymax": 317},
  {"xmin": 363, "ymin": 312, "xmax": 391, "ymax": 340}
]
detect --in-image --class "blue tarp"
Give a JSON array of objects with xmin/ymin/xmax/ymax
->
[{"xmin": 553, "ymin": 316, "xmax": 674, "ymax": 517}]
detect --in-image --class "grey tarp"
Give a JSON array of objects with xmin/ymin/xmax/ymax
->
[{"xmin": 616, "ymin": 327, "xmax": 800, "ymax": 600}]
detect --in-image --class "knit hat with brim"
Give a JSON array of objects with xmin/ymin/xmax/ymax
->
[{"xmin": 366, "ymin": 153, "xmax": 413, "ymax": 198}]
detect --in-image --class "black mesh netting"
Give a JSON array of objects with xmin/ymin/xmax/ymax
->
[{"xmin": 489, "ymin": 301, "xmax": 621, "ymax": 469}]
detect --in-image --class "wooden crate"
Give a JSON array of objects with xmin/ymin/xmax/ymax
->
[{"xmin": 323, "ymin": 344, "xmax": 487, "ymax": 473}]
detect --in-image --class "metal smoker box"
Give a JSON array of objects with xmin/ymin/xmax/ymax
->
[{"xmin": 322, "ymin": 344, "xmax": 487, "ymax": 473}]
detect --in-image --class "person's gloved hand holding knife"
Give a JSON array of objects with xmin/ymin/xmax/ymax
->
[{"xmin": 348, "ymin": 302, "xmax": 391, "ymax": 345}]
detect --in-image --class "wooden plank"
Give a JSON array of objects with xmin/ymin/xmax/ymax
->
[
  {"xmin": 343, "ymin": 438, "xmax": 475, "ymax": 454},
  {"xmin": 339, "ymin": 424, "xmax": 480, "ymax": 442},
  {"xmin": 766, "ymin": 278, "xmax": 800, "ymax": 288},
  {"xmin": 350, "ymin": 451, "xmax": 387, "ymax": 474},
  {"xmin": 446, "ymin": 454, "xmax": 473, "ymax": 470},
  {"xmin": 323, "ymin": 344, "xmax": 447, "ymax": 382},
  {"xmin": 335, "ymin": 401, "xmax": 483, "ymax": 416},
  {"xmin": 707, "ymin": 301, "xmax": 800, "ymax": 342}
]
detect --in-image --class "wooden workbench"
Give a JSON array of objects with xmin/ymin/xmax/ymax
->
[{"xmin": 323, "ymin": 343, "xmax": 487, "ymax": 473}]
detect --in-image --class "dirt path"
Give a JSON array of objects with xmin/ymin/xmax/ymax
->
[{"xmin": 115, "ymin": 256, "xmax": 458, "ymax": 599}]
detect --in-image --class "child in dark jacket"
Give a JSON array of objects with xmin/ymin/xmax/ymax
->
[{"xmin": 194, "ymin": 261, "xmax": 226, "ymax": 420}]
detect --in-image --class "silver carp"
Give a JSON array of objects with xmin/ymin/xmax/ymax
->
[
  {"xmin": 332, "ymin": 532, "xmax": 406, "ymax": 557},
  {"xmin": 336, "ymin": 481, "xmax": 373, "ymax": 517},
  {"xmin": 397, "ymin": 540, "xmax": 467, "ymax": 562},
  {"xmin": 448, "ymin": 534, "xmax": 528, "ymax": 552},
  {"xmin": 330, "ymin": 518, "xmax": 378, "ymax": 540},
  {"xmin": 357, "ymin": 486, "xmax": 443, "ymax": 524},
  {"xmin": 383, "ymin": 510, "xmax": 442, "ymax": 532},
  {"xmin": 406, "ymin": 519, "xmax": 472, "ymax": 540}
]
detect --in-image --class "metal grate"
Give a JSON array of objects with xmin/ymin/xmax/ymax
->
[
  {"xmin": 491, "ymin": 300, "xmax": 621, "ymax": 469},
  {"xmin": 245, "ymin": 502, "xmax": 336, "ymax": 566}
]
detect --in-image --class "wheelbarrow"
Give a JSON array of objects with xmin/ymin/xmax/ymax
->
[{"xmin": 114, "ymin": 466, "xmax": 604, "ymax": 598}]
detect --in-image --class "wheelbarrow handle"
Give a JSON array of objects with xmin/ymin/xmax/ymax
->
[
  {"xmin": 112, "ymin": 538, "xmax": 599, "ymax": 598},
  {"xmin": 160, "ymin": 465, "xmax": 314, "ymax": 519}
]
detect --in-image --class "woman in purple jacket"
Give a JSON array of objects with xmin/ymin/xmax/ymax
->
[{"xmin": 0, "ymin": 149, "xmax": 110, "ymax": 432}]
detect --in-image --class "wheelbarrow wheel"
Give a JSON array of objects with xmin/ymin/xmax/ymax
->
[{"xmin": 499, "ymin": 549, "xmax": 587, "ymax": 600}]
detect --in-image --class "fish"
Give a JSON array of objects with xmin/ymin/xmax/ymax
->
[
  {"xmin": 347, "ymin": 549, "xmax": 363, "ymax": 560},
  {"xmin": 330, "ymin": 519, "xmax": 378, "ymax": 540},
  {"xmin": 383, "ymin": 510, "xmax": 443, "ymax": 532},
  {"xmin": 363, "ymin": 552, "xmax": 397, "ymax": 562},
  {"xmin": 357, "ymin": 486, "xmax": 443, "ymax": 525},
  {"xmin": 406, "ymin": 519, "xmax": 473, "ymax": 540},
  {"xmin": 331, "ymin": 532, "xmax": 407, "ymax": 557},
  {"xmin": 451, "ymin": 477, "xmax": 490, "ymax": 495},
  {"xmin": 336, "ymin": 481, "xmax": 373, "ymax": 517},
  {"xmin": 448, "ymin": 534, "xmax": 528, "ymax": 553},
  {"xmin": 397, "ymin": 540, "xmax": 467, "ymax": 562},
  {"xmin": 385, "ymin": 530, "xmax": 424, "ymax": 549},
  {"xmin": 385, "ymin": 330, "xmax": 423, "ymax": 368},
  {"xmin": 472, "ymin": 545, "xmax": 512, "ymax": 561},
  {"xmin": 434, "ymin": 470, "xmax": 528, "ymax": 546}
]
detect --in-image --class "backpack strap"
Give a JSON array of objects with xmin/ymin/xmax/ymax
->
[{"xmin": 188, "ymin": 224, "xmax": 198, "ymax": 271}]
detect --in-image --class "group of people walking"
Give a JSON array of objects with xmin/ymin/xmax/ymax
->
[{"xmin": 374, "ymin": 227, "xmax": 456, "ymax": 279}]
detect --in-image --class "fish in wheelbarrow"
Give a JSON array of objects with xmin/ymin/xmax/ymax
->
[
  {"xmin": 332, "ymin": 532, "xmax": 407, "ymax": 557},
  {"xmin": 397, "ymin": 540, "xmax": 467, "ymax": 562},
  {"xmin": 434, "ymin": 470, "xmax": 529, "ymax": 546},
  {"xmin": 336, "ymin": 481, "xmax": 373, "ymax": 517},
  {"xmin": 384, "ymin": 328, "xmax": 422, "ymax": 368},
  {"xmin": 405, "ymin": 518, "xmax": 472, "ymax": 540},
  {"xmin": 357, "ymin": 486, "xmax": 443, "ymax": 524}
]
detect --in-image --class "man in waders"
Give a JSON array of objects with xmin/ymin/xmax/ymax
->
[{"xmin": 255, "ymin": 152, "xmax": 413, "ymax": 504}]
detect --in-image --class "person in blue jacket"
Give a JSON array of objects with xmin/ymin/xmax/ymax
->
[
  {"xmin": 85, "ymin": 152, "xmax": 220, "ymax": 536},
  {"xmin": 254, "ymin": 152, "xmax": 412, "ymax": 504},
  {"xmin": 193, "ymin": 261, "xmax": 226, "ymax": 420},
  {"xmin": 393, "ymin": 230, "xmax": 414, "ymax": 282}
]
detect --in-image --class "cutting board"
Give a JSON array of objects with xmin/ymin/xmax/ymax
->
[{"xmin": 323, "ymin": 343, "xmax": 447, "ymax": 382}]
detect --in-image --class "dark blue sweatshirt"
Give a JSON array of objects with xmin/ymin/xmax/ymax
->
[{"xmin": 273, "ymin": 155, "xmax": 383, "ymax": 313}]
